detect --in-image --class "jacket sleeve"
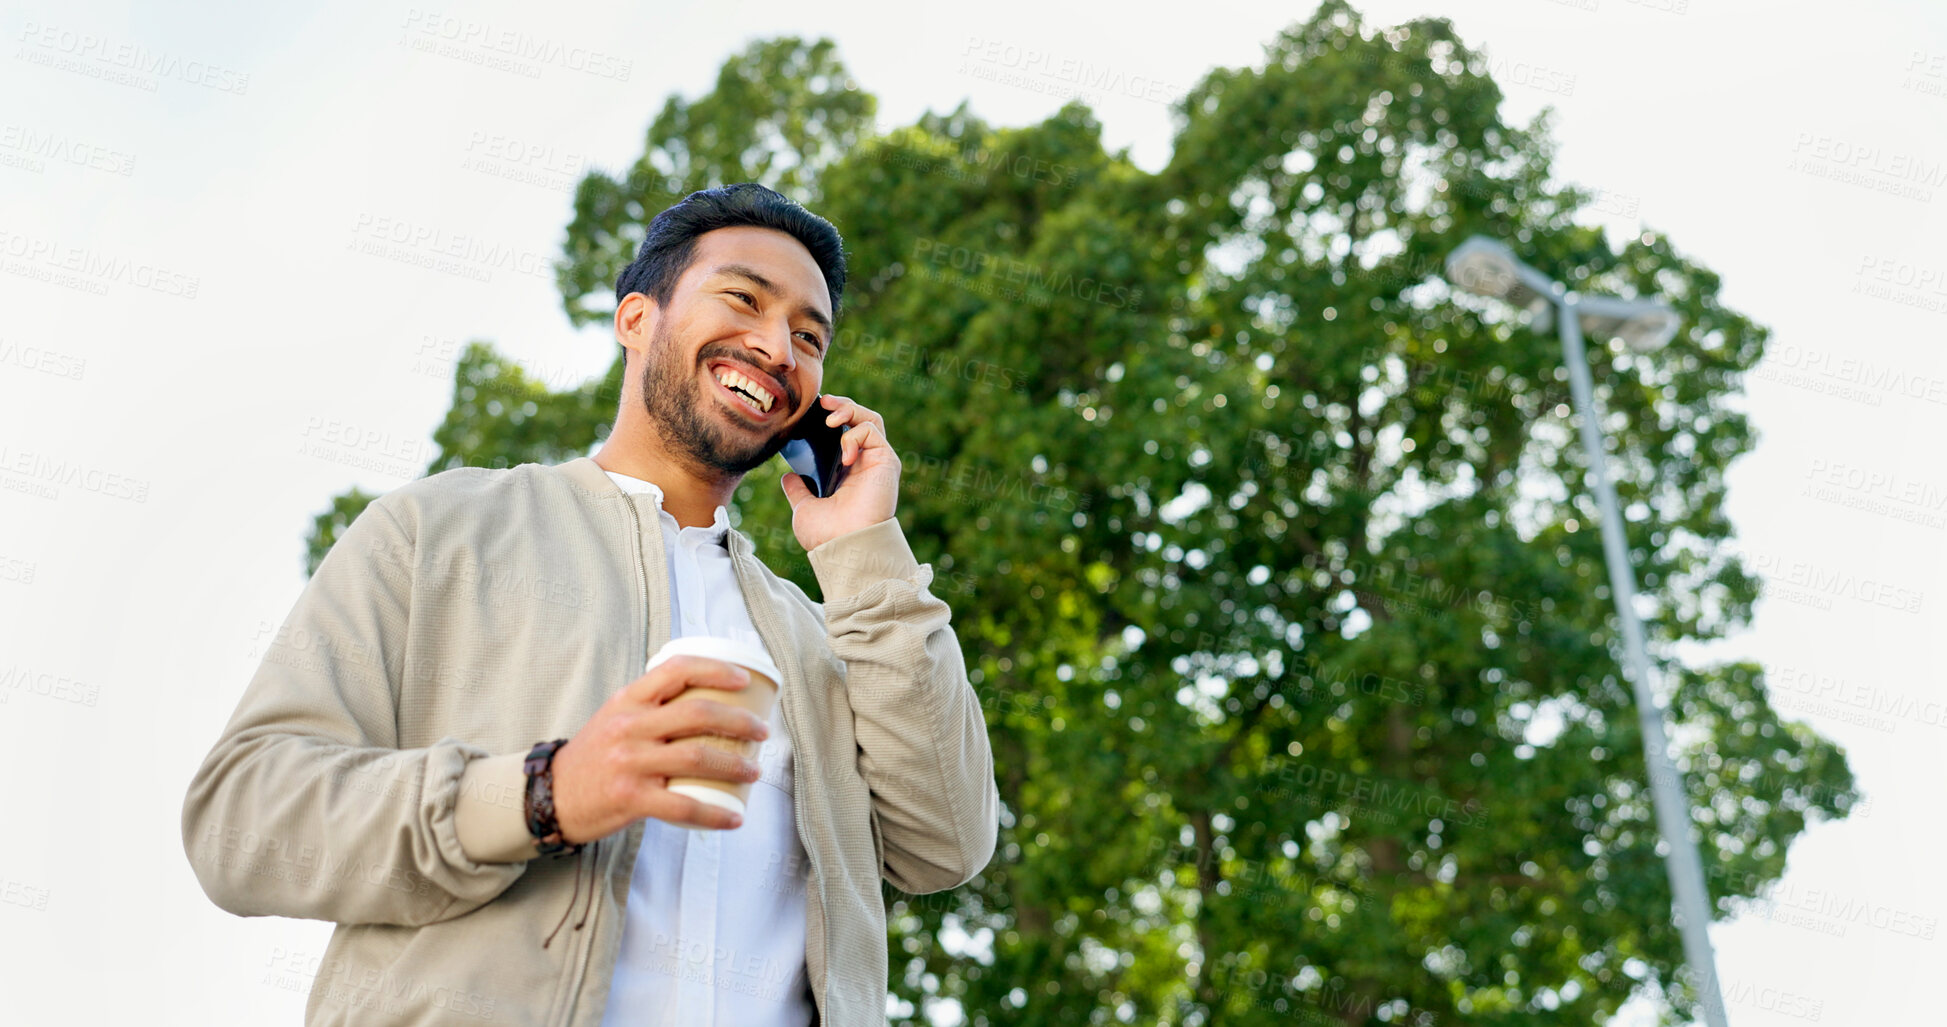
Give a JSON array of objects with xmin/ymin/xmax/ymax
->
[
  {"xmin": 180, "ymin": 496, "xmax": 532, "ymax": 927},
  {"xmin": 807, "ymin": 517, "xmax": 1000, "ymax": 895}
]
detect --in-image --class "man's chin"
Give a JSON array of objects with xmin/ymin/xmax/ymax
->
[
  {"xmin": 691, "ymin": 427, "xmax": 789, "ymax": 477},
  {"xmin": 641, "ymin": 356, "xmax": 791, "ymax": 477}
]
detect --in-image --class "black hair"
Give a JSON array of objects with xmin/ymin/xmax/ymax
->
[{"xmin": 613, "ymin": 183, "xmax": 846, "ymax": 324}]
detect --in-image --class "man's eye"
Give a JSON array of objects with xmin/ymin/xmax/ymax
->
[
  {"xmin": 796, "ymin": 331, "xmax": 824, "ymax": 350},
  {"xmin": 728, "ymin": 290, "xmax": 756, "ymax": 306}
]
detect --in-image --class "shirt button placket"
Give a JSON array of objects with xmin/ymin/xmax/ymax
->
[
  {"xmin": 679, "ymin": 542, "xmax": 705, "ymax": 633},
  {"xmin": 677, "ymin": 828, "xmax": 722, "ymax": 1022}
]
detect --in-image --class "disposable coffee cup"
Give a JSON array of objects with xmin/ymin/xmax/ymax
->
[{"xmin": 646, "ymin": 633, "xmax": 782, "ymax": 825}]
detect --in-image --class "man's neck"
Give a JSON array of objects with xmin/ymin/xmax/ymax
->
[{"xmin": 592, "ymin": 440, "xmax": 739, "ymax": 530}]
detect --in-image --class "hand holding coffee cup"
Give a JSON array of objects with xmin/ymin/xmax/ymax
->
[
  {"xmin": 649, "ymin": 635, "xmax": 783, "ymax": 826},
  {"xmin": 549, "ymin": 649, "xmax": 773, "ymax": 841}
]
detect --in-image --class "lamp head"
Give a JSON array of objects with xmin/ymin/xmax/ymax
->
[
  {"xmin": 1445, "ymin": 237, "xmax": 1521, "ymax": 299},
  {"xmin": 1616, "ymin": 308, "xmax": 1681, "ymax": 353},
  {"xmin": 1445, "ymin": 236, "xmax": 1553, "ymax": 319},
  {"xmin": 1574, "ymin": 294, "xmax": 1683, "ymax": 353}
]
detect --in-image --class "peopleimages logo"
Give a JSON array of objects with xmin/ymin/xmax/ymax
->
[
  {"xmin": 1299, "ymin": 552, "xmax": 1535, "ymax": 623},
  {"xmin": 1479, "ymin": 52, "xmax": 1576, "ymax": 97},
  {"xmin": 1904, "ymin": 49, "xmax": 1947, "ymax": 99},
  {"xmin": 1854, "ymin": 255, "xmax": 1947, "ymax": 316},
  {"xmin": 1801, "ymin": 456, "xmax": 1947, "ymax": 530},
  {"xmin": 1718, "ymin": 977, "xmax": 1824, "ymax": 1022},
  {"xmin": 959, "ymin": 36, "xmax": 1180, "ymax": 104},
  {"xmin": 911, "ymin": 237, "xmax": 1143, "ymax": 311},
  {"xmin": 1732, "ymin": 878, "xmax": 1940, "ymax": 941},
  {"xmin": 0, "ymin": 663, "xmax": 99, "ymax": 707},
  {"xmin": 1769, "ymin": 662, "xmax": 1947, "ymax": 734},
  {"xmin": 347, "ymin": 212, "xmax": 554, "ymax": 284},
  {"xmin": 458, "ymin": 129, "xmax": 585, "ymax": 193},
  {"xmin": 0, "ymin": 124, "xmax": 136, "ymax": 176},
  {"xmin": 399, "ymin": 9, "xmax": 632, "ymax": 81},
  {"xmin": 1737, "ymin": 342, "xmax": 1947, "ymax": 408},
  {"xmin": 1791, "ymin": 134, "xmax": 1947, "ymax": 183},
  {"xmin": 1259, "ymin": 759, "xmax": 1489, "ymax": 827},
  {"xmin": 1744, "ymin": 549, "xmax": 1924, "ymax": 614},
  {"xmin": 0, "ymin": 444, "xmax": 151, "ymax": 502},
  {"xmin": 14, "ymin": 20, "xmax": 250, "ymax": 94},
  {"xmin": 0, "ymin": 555, "xmax": 35, "ymax": 585},
  {"xmin": 0, "ymin": 339, "xmax": 85, "ymax": 381},
  {"xmin": 844, "ymin": 328, "xmax": 1031, "ymax": 394},
  {"xmin": 1786, "ymin": 132, "xmax": 1946, "ymax": 202},
  {"xmin": 0, "ymin": 228, "xmax": 200, "ymax": 298},
  {"xmin": 0, "ymin": 877, "xmax": 50, "ymax": 912}
]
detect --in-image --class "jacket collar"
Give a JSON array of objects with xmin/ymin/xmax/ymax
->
[
  {"xmin": 556, "ymin": 455, "xmax": 752, "ymax": 555},
  {"xmin": 558, "ymin": 455, "xmax": 623, "ymax": 497}
]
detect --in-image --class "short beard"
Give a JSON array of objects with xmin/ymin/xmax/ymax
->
[{"xmin": 638, "ymin": 319, "xmax": 794, "ymax": 477}]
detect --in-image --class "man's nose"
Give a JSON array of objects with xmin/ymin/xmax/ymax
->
[{"xmin": 742, "ymin": 319, "xmax": 797, "ymax": 377}]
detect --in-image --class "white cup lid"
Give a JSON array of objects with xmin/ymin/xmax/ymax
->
[{"xmin": 646, "ymin": 632, "xmax": 782, "ymax": 687}]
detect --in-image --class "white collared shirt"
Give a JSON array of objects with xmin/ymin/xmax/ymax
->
[{"xmin": 598, "ymin": 470, "xmax": 814, "ymax": 1026}]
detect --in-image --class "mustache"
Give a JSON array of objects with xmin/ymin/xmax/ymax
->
[{"xmin": 698, "ymin": 346, "xmax": 794, "ymax": 411}]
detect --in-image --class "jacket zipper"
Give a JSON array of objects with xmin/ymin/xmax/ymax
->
[{"xmin": 556, "ymin": 497, "xmax": 652, "ymax": 1027}]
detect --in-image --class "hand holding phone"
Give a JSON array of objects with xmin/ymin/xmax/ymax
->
[
  {"xmin": 780, "ymin": 395, "xmax": 850, "ymax": 499},
  {"xmin": 778, "ymin": 394, "xmax": 899, "ymax": 553}
]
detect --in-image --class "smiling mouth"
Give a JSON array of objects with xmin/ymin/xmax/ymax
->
[{"xmin": 706, "ymin": 362, "xmax": 781, "ymax": 421}]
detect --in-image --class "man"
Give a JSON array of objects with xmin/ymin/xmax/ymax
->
[{"xmin": 182, "ymin": 183, "xmax": 1000, "ymax": 1026}]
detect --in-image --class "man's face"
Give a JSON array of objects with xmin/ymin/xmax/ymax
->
[{"xmin": 628, "ymin": 225, "xmax": 832, "ymax": 477}]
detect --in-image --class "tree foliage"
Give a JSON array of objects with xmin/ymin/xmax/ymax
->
[{"xmin": 304, "ymin": 10, "xmax": 1854, "ymax": 1024}]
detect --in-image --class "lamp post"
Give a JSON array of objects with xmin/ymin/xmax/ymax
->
[{"xmin": 1443, "ymin": 236, "xmax": 1727, "ymax": 1027}]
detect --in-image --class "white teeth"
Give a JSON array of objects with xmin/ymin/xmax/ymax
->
[{"xmin": 714, "ymin": 367, "xmax": 774, "ymax": 412}]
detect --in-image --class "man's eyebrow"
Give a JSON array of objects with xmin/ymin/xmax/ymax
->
[{"xmin": 708, "ymin": 263, "xmax": 833, "ymax": 337}]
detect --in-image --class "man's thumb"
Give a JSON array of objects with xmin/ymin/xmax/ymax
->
[{"xmin": 780, "ymin": 470, "xmax": 812, "ymax": 509}]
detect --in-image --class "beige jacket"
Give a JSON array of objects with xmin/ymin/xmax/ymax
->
[{"xmin": 181, "ymin": 456, "xmax": 999, "ymax": 1025}]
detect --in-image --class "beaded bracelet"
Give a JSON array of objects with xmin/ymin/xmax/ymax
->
[{"xmin": 523, "ymin": 739, "xmax": 583, "ymax": 857}]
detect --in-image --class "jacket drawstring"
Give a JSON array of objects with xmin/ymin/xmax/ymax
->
[{"xmin": 543, "ymin": 838, "xmax": 600, "ymax": 949}]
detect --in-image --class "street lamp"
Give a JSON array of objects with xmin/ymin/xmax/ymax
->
[
  {"xmin": 1442, "ymin": 236, "xmax": 1727, "ymax": 1027},
  {"xmin": 1446, "ymin": 236, "xmax": 1681, "ymax": 353}
]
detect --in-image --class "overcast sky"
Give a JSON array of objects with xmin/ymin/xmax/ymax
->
[{"xmin": 3, "ymin": 0, "xmax": 1942, "ymax": 1023}]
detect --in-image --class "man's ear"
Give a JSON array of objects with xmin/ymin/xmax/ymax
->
[{"xmin": 615, "ymin": 291, "xmax": 660, "ymax": 362}]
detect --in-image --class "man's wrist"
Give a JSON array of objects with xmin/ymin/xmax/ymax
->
[
  {"xmin": 523, "ymin": 739, "xmax": 583, "ymax": 857},
  {"xmin": 805, "ymin": 517, "xmax": 923, "ymax": 600}
]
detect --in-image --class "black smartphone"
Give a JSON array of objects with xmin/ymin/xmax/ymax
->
[{"xmin": 780, "ymin": 396, "xmax": 849, "ymax": 498}]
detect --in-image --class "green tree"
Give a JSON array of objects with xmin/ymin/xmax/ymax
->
[{"xmin": 305, "ymin": 11, "xmax": 1854, "ymax": 1025}]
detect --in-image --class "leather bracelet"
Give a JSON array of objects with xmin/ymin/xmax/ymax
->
[{"xmin": 523, "ymin": 739, "xmax": 583, "ymax": 857}]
